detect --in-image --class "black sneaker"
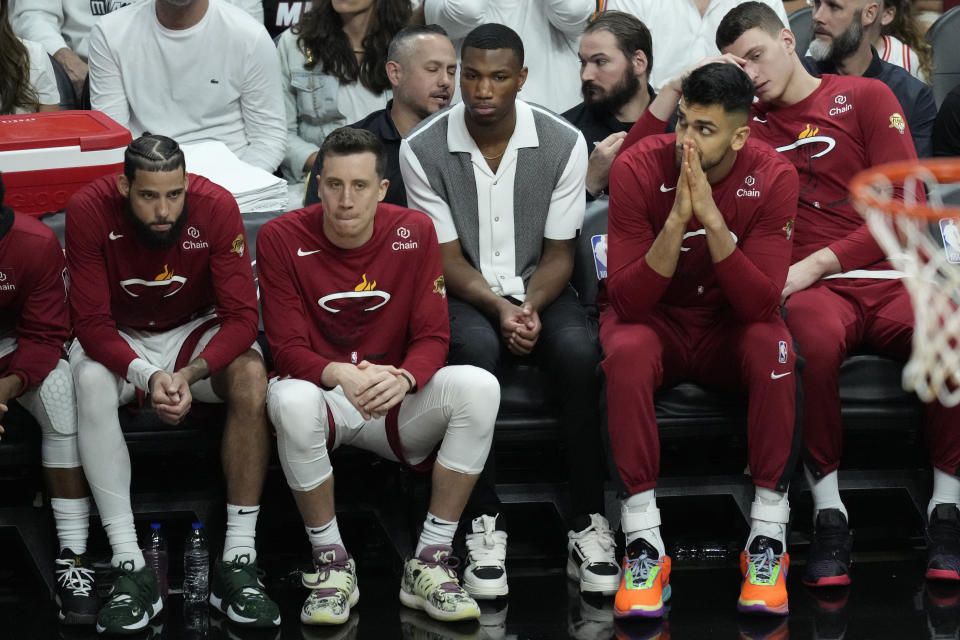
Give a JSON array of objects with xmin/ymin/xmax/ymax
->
[
  {"xmin": 54, "ymin": 548, "xmax": 100, "ymax": 625},
  {"xmin": 928, "ymin": 504, "xmax": 960, "ymax": 581},
  {"xmin": 802, "ymin": 509, "xmax": 853, "ymax": 587}
]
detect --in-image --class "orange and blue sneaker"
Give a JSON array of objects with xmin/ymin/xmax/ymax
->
[
  {"xmin": 614, "ymin": 539, "xmax": 671, "ymax": 619},
  {"xmin": 738, "ymin": 536, "xmax": 789, "ymax": 616}
]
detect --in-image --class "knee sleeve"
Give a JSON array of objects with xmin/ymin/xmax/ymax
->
[
  {"xmin": 30, "ymin": 360, "xmax": 80, "ymax": 468},
  {"xmin": 431, "ymin": 366, "xmax": 499, "ymax": 475},
  {"xmin": 268, "ymin": 379, "xmax": 332, "ymax": 492}
]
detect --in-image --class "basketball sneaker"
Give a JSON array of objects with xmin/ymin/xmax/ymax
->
[
  {"xmin": 567, "ymin": 513, "xmax": 620, "ymax": 595},
  {"xmin": 463, "ymin": 514, "xmax": 508, "ymax": 599},
  {"xmin": 300, "ymin": 545, "xmax": 358, "ymax": 625},
  {"xmin": 54, "ymin": 548, "xmax": 99, "ymax": 625},
  {"xmin": 614, "ymin": 538, "xmax": 671, "ymax": 619},
  {"xmin": 738, "ymin": 536, "xmax": 789, "ymax": 615},
  {"xmin": 399, "ymin": 544, "xmax": 480, "ymax": 622},
  {"xmin": 210, "ymin": 553, "xmax": 281, "ymax": 628},
  {"xmin": 802, "ymin": 509, "xmax": 853, "ymax": 587},
  {"xmin": 927, "ymin": 504, "xmax": 960, "ymax": 581},
  {"xmin": 96, "ymin": 563, "xmax": 162, "ymax": 635}
]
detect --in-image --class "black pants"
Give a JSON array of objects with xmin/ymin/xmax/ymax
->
[{"xmin": 448, "ymin": 286, "xmax": 605, "ymax": 522}]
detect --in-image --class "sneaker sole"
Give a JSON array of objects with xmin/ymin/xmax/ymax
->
[
  {"xmin": 566, "ymin": 559, "xmax": 620, "ymax": 595},
  {"xmin": 737, "ymin": 599, "xmax": 789, "ymax": 615},
  {"xmin": 300, "ymin": 587, "xmax": 360, "ymax": 625},
  {"xmin": 802, "ymin": 574, "xmax": 851, "ymax": 587},
  {"xmin": 95, "ymin": 595, "xmax": 162, "ymax": 634},
  {"xmin": 461, "ymin": 580, "xmax": 508, "ymax": 599},
  {"xmin": 613, "ymin": 584, "xmax": 671, "ymax": 619},
  {"xmin": 398, "ymin": 588, "xmax": 481, "ymax": 622},
  {"xmin": 927, "ymin": 568, "xmax": 960, "ymax": 581},
  {"xmin": 58, "ymin": 609, "xmax": 98, "ymax": 626},
  {"xmin": 210, "ymin": 592, "xmax": 281, "ymax": 628}
]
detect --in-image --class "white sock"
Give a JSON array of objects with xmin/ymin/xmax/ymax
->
[
  {"xmin": 803, "ymin": 467, "xmax": 848, "ymax": 523},
  {"xmin": 929, "ymin": 468, "xmax": 960, "ymax": 519},
  {"xmin": 103, "ymin": 512, "xmax": 143, "ymax": 568},
  {"xmin": 621, "ymin": 490, "xmax": 665, "ymax": 557},
  {"xmin": 112, "ymin": 550, "xmax": 145, "ymax": 571},
  {"xmin": 747, "ymin": 487, "xmax": 790, "ymax": 549},
  {"xmin": 224, "ymin": 504, "xmax": 259, "ymax": 562},
  {"xmin": 51, "ymin": 497, "xmax": 90, "ymax": 554},
  {"xmin": 416, "ymin": 512, "xmax": 458, "ymax": 555},
  {"xmin": 306, "ymin": 516, "xmax": 344, "ymax": 549}
]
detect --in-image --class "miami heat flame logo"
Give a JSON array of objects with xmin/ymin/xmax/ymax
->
[
  {"xmin": 775, "ymin": 124, "xmax": 837, "ymax": 158},
  {"xmin": 119, "ymin": 264, "xmax": 188, "ymax": 298},
  {"xmin": 318, "ymin": 274, "xmax": 391, "ymax": 346}
]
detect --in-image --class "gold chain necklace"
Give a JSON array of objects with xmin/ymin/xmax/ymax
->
[{"xmin": 481, "ymin": 147, "xmax": 506, "ymax": 160}]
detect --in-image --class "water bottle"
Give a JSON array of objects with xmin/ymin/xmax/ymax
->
[
  {"xmin": 183, "ymin": 598, "xmax": 210, "ymax": 638},
  {"xmin": 183, "ymin": 522, "xmax": 209, "ymax": 603},
  {"xmin": 143, "ymin": 522, "xmax": 169, "ymax": 601}
]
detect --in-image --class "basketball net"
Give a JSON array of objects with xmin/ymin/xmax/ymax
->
[{"xmin": 851, "ymin": 159, "xmax": 960, "ymax": 407}]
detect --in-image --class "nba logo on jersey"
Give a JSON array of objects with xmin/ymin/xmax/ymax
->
[
  {"xmin": 778, "ymin": 341, "xmax": 787, "ymax": 364},
  {"xmin": 592, "ymin": 235, "xmax": 608, "ymax": 280},
  {"xmin": 940, "ymin": 218, "xmax": 960, "ymax": 264}
]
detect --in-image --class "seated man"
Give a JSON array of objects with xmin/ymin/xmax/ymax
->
[
  {"xmin": 0, "ymin": 174, "xmax": 96, "ymax": 625},
  {"xmin": 802, "ymin": 0, "xmax": 936, "ymax": 157},
  {"xmin": 88, "ymin": 0, "xmax": 285, "ymax": 172},
  {"xmin": 258, "ymin": 127, "xmax": 499, "ymax": 626},
  {"xmin": 563, "ymin": 11, "xmax": 659, "ymax": 199},
  {"xmin": 717, "ymin": 1, "xmax": 960, "ymax": 587},
  {"xmin": 304, "ymin": 24, "xmax": 458, "ymax": 208},
  {"xmin": 400, "ymin": 24, "xmax": 616, "ymax": 599},
  {"xmin": 603, "ymin": 63, "xmax": 800, "ymax": 618},
  {"xmin": 66, "ymin": 134, "xmax": 279, "ymax": 634}
]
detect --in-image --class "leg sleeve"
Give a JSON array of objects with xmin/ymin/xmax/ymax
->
[
  {"xmin": 267, "ymin": 377, "xmax": 332, "ymax": 492},
  {"xmin": 19, "ymin": 359, "xmax": 80, "ymax": 469}
]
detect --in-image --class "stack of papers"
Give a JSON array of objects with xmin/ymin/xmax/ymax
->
[{"xmin": 181, "ymin": 141, "xmax": 288, "ymax": 213}]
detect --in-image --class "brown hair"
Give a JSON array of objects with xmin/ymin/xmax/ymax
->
[
  {"xmin": 0, "ymin": 0, "xmax": 40, "ymax": 114},
  {"xmin": 584, "ymin": 11, "xmax": 654, "ymax": 76},
  {"xmin": 881, "ymin": 0, "xmax": 934, "ymax": 80}
]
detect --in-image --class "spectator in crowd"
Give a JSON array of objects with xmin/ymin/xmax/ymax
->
[
  {"xmin": 717, "ymin": 0, "xmax": 960, "ymax": 591},
  {"xmin": 934, "ymin": 84, "xmax": 960, "ymax": 156},
  {"xmin": 13, "ymin": 0, "xmax": 264, "ymax": 100},
  {"xmin": 803, "ymin": 0, "xmax": 936, "ymax": 156},
  {"xmin": 1, "ymin": 0, "xmax": 59, "ymax": 114},
  {"xmin": 602, "ymin": 62, "xmax": 800, "ymax": 619},
  {"xmin": 278, "ymin": 0, "xmax": 411, "ymax": 184},
  {"xmin": 875, "ymin": 0, "xmax": 933, "ymax": 81},
  {"xmin": 0, "ymin": 174, "xmax": 96, "ymax": 626},
  {"xmin": 88, "ymin": 0, "xmax": 286, "ymax": 173},
  {"xmin": 425, "ymin": 0, "xmax": 594, "ymax": 113},
  {"xmin": 66, "ymin": 134, "xmax": 279, "ymax": 634},
  {"xmin": 305, "ymin": 24, "xmax": 456, "ymax": 207},
  {"xmin": 563, "ymin": 11, "xmax": 659, "ymax": 199},
  {"xmin": 258, "ymin": 127, "xmax": 498, "ymax": 627},
  {"xmin": 400, "ymin": 24, "xmax": 616, "ymax": 600},
  {"xmin": 605, "ymin": 0, "xmax": 790, "ymax": 90}
]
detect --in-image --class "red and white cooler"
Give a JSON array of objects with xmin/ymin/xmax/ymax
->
[{"xmin": 0, "ymin": 111, "xmax": 132, "ymax": 216}]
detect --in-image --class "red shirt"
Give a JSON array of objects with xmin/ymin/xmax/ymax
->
[
  {"xmin": 748, "ymin": 74, "xmax": 918, "ymax": 270},
  {"xmin": 65, "ymin": 174, "xmax": 258, "ymax": 378},
  {"xmin": 257, "ymin": 203, "xmax": 448, "ymax": 389},
  {"xmin": 606, "ymin": 134, "xmax": 799, "ymax": 324},
  {"xmin": 0, "ymin": 212, "xmax": 70, "ymax": 393}
]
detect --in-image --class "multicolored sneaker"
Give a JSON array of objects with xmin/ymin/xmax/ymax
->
[
  {"xmin": 738, "ymin": 536, "xmax": 789, "ymax": 615},
  {"xmin": 802, "ymin": 509, "xmax": 853, "ymax": 587},
  {"xmin": 300, "ymin": 545, "xmax": 359, "ymax": 625},
  {"xmin": 209, "ymin": 554, "xmax": 281, "ymax": 628},
  {"xmin": 614, "ymin": 538, "xmax": 671, "ymax": 619},
  {"xmin": 55, "ymin": 548, "xmax": 99, "ymax": 625},
  {"xmin": 927, "ymin": 504, "xmax": 960, "ymax": 581},
  {"xmin": 95, "ymin": 563, "xmax": 162, "ymax": 635},
  {"xmin": 567, "ymin": 513, "xmax": 621, "ymax": 595},
  {"xmin": 463, "ymin": 514, "xmax": 508, "ymax": 599},
  {"xmin": 399, "ymin": 544, "xmax": 480, "ymax": 622}
]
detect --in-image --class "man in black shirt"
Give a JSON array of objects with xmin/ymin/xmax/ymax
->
[
  {"xmin": 934, "ymin": 85, "xmax": 960, "ymax": 158},
  {"xmin": 305, "ymin": 24, "xmax": 457, "ymax": 206},
  {"xmin": 562, "ymin": 11, "xmax": 658, "ymax": 199}
]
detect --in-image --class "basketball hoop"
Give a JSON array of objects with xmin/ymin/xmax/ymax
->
[{"xmin": 851, "ymin": 159, "xmax": 960, "ymax": 407}]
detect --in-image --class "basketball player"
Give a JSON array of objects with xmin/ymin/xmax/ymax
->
[{"xmin": 602, "ymin": 62, "xmax": 801, "ymax": 617}]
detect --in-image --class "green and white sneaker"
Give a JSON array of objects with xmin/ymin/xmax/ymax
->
[
  {"xmin": 300, "ymin": 544, "xmax": 359, "ymax": 625},
  {"xmin": 209, "ymin": 553, "xmax": 281, "ymax": 628},
  {"xmin": 95, "ymin": 563, "xmax": 162, "ymax": 635},
  {"xmin": 399, "ymin": 544, "xmax": 480, "ymax": 622}
]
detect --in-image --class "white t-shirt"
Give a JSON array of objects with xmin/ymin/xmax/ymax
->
[
  {"xmin": 606, "ymin": 0, "xmax": 791, "ymax": 90},
  {"xmin": 88, "ymin": 0, "xmax": 285, "ymax": 172},
  {"xmin": 877, "ymin": 34, "xmax": 927, "ymax": 83},
  {"xmin": 425, "ymin": 0, "xmax": 594, "ymax": 114},
  {"xmin": 22, "ymin": 37, "xmax": 61, "ymax": 112}
]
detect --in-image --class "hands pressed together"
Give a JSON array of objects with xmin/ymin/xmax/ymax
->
[
  {"xmin": 329, "ymin": 360, "xmax": 415, "ymax": 420},
  {"xmin": 499, "ymin": 301, "xmax": 542, "ymax": 356}
]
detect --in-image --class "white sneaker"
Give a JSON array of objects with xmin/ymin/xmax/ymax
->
[
  {"xmin": 463, "ymin": 514, "xmax": 508, "ymax": 599},
  {"xmin": 567, "ymin": 513, "xmax": 620, "ymax": 595}
]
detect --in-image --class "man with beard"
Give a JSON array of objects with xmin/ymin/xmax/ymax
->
[
  {"xmin": 305, "ymin": 24, "xmax": 457, "ymax": 208},
  {"xmin": 602, "ymin": 62, "xmax": 800, "ymax": 617},
  {"xmin": 562, "ymin": 11, "xmax": 662, "ymax": 200},
  {"xmin": 400, "ymin": 24, "xmax": 615, "ymax": 599},
  {"xmin": 802, "ymin": 0, "xmax": 935, "ymax": 156},
  {"xmin": 65, "ymin": 134, "xmax": 280, "ymax": 634}
]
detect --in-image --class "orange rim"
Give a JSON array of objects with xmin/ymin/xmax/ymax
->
[{"xmin": 850, "ymin": 159, "xmax": 960, "ymax": 221}]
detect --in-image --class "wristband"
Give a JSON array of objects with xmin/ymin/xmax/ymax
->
[{"xmin": 399, "ymin": 371, "xmax": 416, "ymax": 393}]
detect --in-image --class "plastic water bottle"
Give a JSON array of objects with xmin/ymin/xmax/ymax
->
[
  {"xmin": 183, "ymin": 522, "xmax": 209, "ymax": 603},
  {"xmin": 143, "ymin": 522, "xmax": 169, "ymax": 601}
]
